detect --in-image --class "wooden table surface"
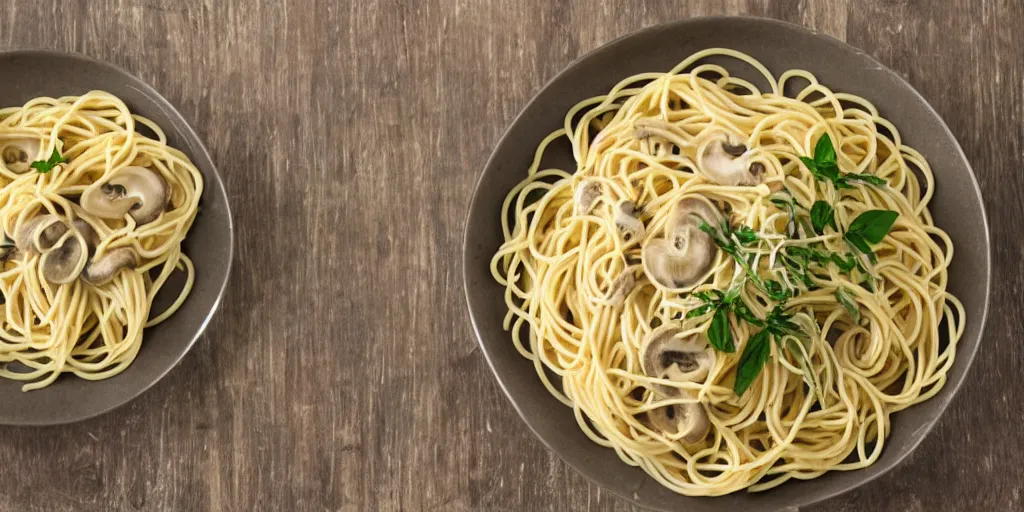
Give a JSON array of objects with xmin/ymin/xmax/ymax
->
[{"xmin": 1, "ymin": 1, "xmax": 1021, "ymax": 511}]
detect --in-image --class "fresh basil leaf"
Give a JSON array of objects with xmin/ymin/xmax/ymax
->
[
  {"xmin": 860, "ymin": 274, "xmax": 875, "ymax": 292},
  {"xmin": 834, "ymin": 287, "xmax": 860, "ymax": 323},
  {"xmin": 767, "ymin": 306, "xmax": 802, "ymax": 334},
  {"xmin": 813, "ymin": 133, "xmax": 837, "ymax": 168},
  {"xmin": 817, "ymin": 162, "xmax": 841, "ymax": 181},
  {"xmin": 765, "ymin": 306, "xmax": 802, "ymax": 338},
  {"xmin": 799, "ymin": 156, "xmax": 818, "ymax": 173},
  {"xmin": 731, "ymin": 300, "xmax": 764, "ymax": 327},
  {"xmin": 829, "ymin": 252, "xmax": 859, "ymax": 272},
  {"xmin": 708, "ymin": 306, "xmax": 735, "ymax": 353},
  {"xmin": 724, "ymin": 279, "xmax": 744, "ymax": 303},
  {"xmin": 844, "ymin": 232, "xmax": 876, "ymax": 263},
  {"xmin": 809, "ymin": 201, "xmax": 835, "ymax": 235},
  {"xmin": 702, "ymin": 220, "xmax": 762, "ymax": 285},
  {"xmin": 763, "ymin": 279, "xmax": 790, "ymax": 301},
  {"xmin": 779, "ymin": 251, "xmax": 816, "ymax": 289},
  {"xmin": 787, "ymin": 246, "xmax": 858, "ymax": 274},
  {"xmin": 788, "ymin": 337, "xmax": 818, "ymax": 396},
  {"xmin": 734, "ymin": 329, "xmax": 772, "ymax": 396},
  {"xmin": 848, "ymin": 210, "xmax": 898, "ymax": 244},
  {"xmin": 699, "ymin": 220, "xmax": 735, "ymax": 254},
  {"xmin": 686, "ymin": 303, "xmax": 715, "ymax": 319},
  {"xmin": 804, "ymin": 135, "xmax": 887, "ymax": 190},
  {"xmin": 29, "ymin": 147, "xmax": 66, "ymax": 174},
  {"xmin": 803, "ymin": 159, "xmax": 841, "ymax": 184},
  {"xmin": 834, "ymin": 176, "xmax": 855, "ymax": 189},
  {"xmin": 734, "ymin": 225, "xmax": 759, "ymax": 245},
  {"xmin": 845, "ymin": 173, "xmax": 887, "ymax": 186}
]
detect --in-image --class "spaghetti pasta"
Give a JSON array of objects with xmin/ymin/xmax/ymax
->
[
  {"xmin": 490, "ymin": 49, "xmax": 964, "ymax": 495},
  {"xmin": 0, "ymin": 91, "xmax": 201, "ymax": 391}
]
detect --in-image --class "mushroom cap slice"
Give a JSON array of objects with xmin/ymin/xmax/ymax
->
[
  {"xmin": 40, "ymin": 234, "xmax": 87, "ymax": 284},
  {"xmin": 81, "ymin": 166, "xmax": 170, "ymax": 225},
  {"xmin": 640, "ymin": 326, "xmax": 715, "ymax": 396},
  {"xmin": 642, "ymin": 197, "xmax": 722, "ymax": 289},
  {"xmin": 647, "ymin": 402, "xmax": 711, "ymax": 444},
  {"xmin": 82, "ymin": 247, "xmax": 138, "ymax": 285},
  {"xmin": 0, "ymin": 237, "xmax": 15, "ymax": 261},
  {"xmin": 0, "ymin": 138, "xmax": 41, "ymax": 173},
  {"xmin": 72, "ymin": 219, "xmax": 101, "ymax": 248},
  {"xmin": 614, "ymin": 200, "xmax": 645, "ymax": 245},
  {"xmin": 574, "ymin": 180, "xmax": 602, "ymax": 215},
  {"xmin": 604, "ymin": 271, "xmax": 635, "ymax": 307},
  {"xmin": 666, "ymin": 197, "xmax": 722, "ymax": 234},
  {"xmin": 15, "ymin": 214, "xmax": 69, "ymax": 254},
  {"xmin": 699, "ymin": 131, "xmax": 762, "ymax": 186}
]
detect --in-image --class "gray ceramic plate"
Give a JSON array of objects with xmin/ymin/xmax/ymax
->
[
  {"xmin": 463, "ymin": 17, "xmax": 990, "ymax": 511},
  {"xmin": 0, "ymin": 51, "xmax": 232, "ymax": 425}
]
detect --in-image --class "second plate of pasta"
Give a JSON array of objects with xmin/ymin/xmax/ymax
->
[{"xmin": 0, "ymin": 50, "xmax": 232, "ymax": 425}]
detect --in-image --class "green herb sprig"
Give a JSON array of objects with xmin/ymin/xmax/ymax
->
[
  {"xmin": 834, "ymin": 287, "xmax": 860, "ymax": 323},
  {"xmin": 29, "ymin": 147, "xmax": 66, "ymax": 174},
  {"xmin": 799, "ymin": 134, "xmax": 887, "ymax": 189},
  {"xmin": 686, "ymin": 288, "xmax": 742, "ymax": 353},
  {"xmin": 809, "ymin": 200, "xmax": 836, "ymax": 235},
  {"xmin": 733, "ymin": 306, "xmax": 808, "ymax": 396},
  {"xmin": 699, "ymin": 219, "xmax": 791, "ymax": 302},
  {"xmin": 843, "ymin": 210, "xmax": 899, "ymax": 263}
]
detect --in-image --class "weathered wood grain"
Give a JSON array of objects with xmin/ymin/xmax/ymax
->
[{"xmin": 0, "ymin": 0, "xmax": 1021, "ymax": 510}]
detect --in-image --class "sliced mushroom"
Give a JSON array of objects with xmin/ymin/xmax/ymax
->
[
  {"xmin": 641, "ymin": 326, "xmax": 715, "ymax": 396},
  {"xmin": 72, "ymin": 219, "xmax": 101, "ymax": 248},
  {"xmin": 0, "ymin": 138, "xmax": 41, "ymax": 173},
  {"xmin": 0, "ymin": 237, "xmax": 16, "ymax": 261},
  {"xmin": 614, "ymin": 200, "xmax": 644, "ymax": 245},
  {"xmin": 80, "ymin": 166, "xmax": 169, "ymax": 225},
  {"xmin": 14, "ymin": 214, "xmax": 69, "ymax": 254},
  {"xmin": 574, "ymin": 180, "xmax": 602, "ymax": 216},
  {"xmin": 634, "ymin": 119, "xmax": 691, "ymax": 150},
  {"xmin": 699, "ymin": 132, "xmax": 763, "ymax": 186},
  {"xmin": 666, "ymin": 197, "xmax": 722, "ymax": 235},
  {"xmin": 642, "ymin": 197, "xmax": 721, "ymax": 289},
  {"xmin": 647, "ymin": 402, "xmax": 711, "ymax": 444},
  {"xmin": 82, "ymin": 247, "xmax": 138, "ymax": 285},
  {"xmin": 40, "ymin": 235, "xmax": 87, "ymax": 284},
  {"xmin": 604, "ymin": 271, "xmax": 635, "ymax": 307}
]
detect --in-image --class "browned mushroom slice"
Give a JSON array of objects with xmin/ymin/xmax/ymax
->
[
  {"xmin": 647, "ymin": 402, "xmax": 711, "ymax": 444},
  {"xmin": 15, "ymin": 214, "xmax": 69, "ymax": 254},
  {"xmin": 573, "ymin": 179, "xmax": 602, "ymax": 216},
  {"xmin": 699, "ymin": 131, "xmax": 763, "ymax": 186},
  {"xmin": 39, "ymin": 235, "xmax": 87, "ymax": 284},
  {"xmin": 72, "ymin": 219, "xmax": 101, "ymax": 247},
  {"xmin": 642, "ymin": 197, "xmax": 722, "ymax": 289},
  {"xmin": 0, "ymin": 138, "xmax": 42, "ymax": 173},
  {"xmin": 640, "ymin": 326, "xmax": 715, "ymax": 396},
  {"xmin": 604, "ymin": 271, "xmax": 635, "ymax": 307},
  {"xmin": 634, "ymin": 118, "xmax": 691, "ymax": 150},
  {"xmin": 80, "ymin": 166, "xmax": 169, "ymax": 225},
  {"xmin": 614, "ymin": 200, "xmax": 644, "ymax": 245},
  {"xmin": 82, "ymin": 247, "xmax": 138, "ymax": 285},
  {"xmin": 0, "ymin": 237, "xmax": 16, "ymax": 261}
]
